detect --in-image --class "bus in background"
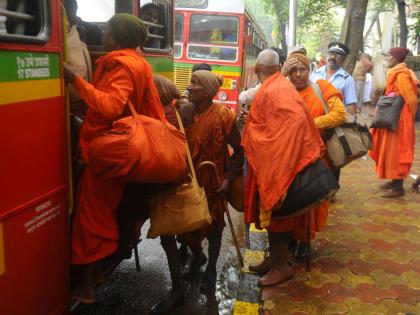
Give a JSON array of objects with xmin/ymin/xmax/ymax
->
[
  {"xmin": 174, "ymin": 0, "xmax": 268, "ymax": 112},
  {"xmin": 0, "ymin": 1, "xmax": 174, "ymax": 314}
]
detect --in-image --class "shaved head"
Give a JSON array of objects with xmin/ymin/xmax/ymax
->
[
  {"xmin": 255, "ymin": 49, "xmax": 280, "ymax": 82},
  {"xmin": 257, "ymin": 49, "xmax": 279, "ymax": 66}
]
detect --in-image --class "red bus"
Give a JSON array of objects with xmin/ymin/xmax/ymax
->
[
  {"xmin": 174, "ymin": 0, "xmax": 269, "ymax": 112},
  {"xmin": 0, "ymin": 1, "xmax": 174, "ymax": 314}
]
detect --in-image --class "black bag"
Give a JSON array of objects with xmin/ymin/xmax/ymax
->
[
  {"xmin": 372, "ymin": 95, "xmax": 404, "ymax": 131},
  {"xmin": 272, "ymin": 159, "xmax": 339, "ymax": 219}
]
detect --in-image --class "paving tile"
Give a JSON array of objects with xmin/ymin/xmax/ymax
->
[
  {"xmin": 304, "ymin": 269, "xmax": 341, "ymax": 288},
  {"xmin": 262, "ymin": 123, "xmax": 420, "ymax": 314},
  {"xmin": 348, "ymin": 259, "xmax": 375, "ymax": 276},
  {"xmin": 343, "ymin": 297, "xmax": 389, "ymax": 315},
  {"xmin": 378, "ymin": 298, "xmax": 420, "ymax": 314},
  {"xmin": 369, "ymin": 269, "xmax": 408, "ymax": 289},
  {"xmin": 401, "ymin": 271, "xmax": 420, "ymax": 290},
  {"xmin": 356, "ymin": 283, "xmax": 399, "ymax": 304},
  {"xmin": 339, "ymin": 270, "xmax": 375, "ymax": 289},
  {"xmin": 322, "ymin": 283, "xmax": 361, "ymax": 304}
]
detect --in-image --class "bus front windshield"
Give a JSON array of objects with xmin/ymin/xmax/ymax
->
[{"xmin": 188, "ymin": 14, "xmax": 239, "ymax": 62}]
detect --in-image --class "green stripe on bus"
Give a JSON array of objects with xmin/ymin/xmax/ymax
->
[
  {"xmin": 174, "ymin": 62, "xmax": 241, "ymax": 73},
  {"xmin": 0, "ymin": 51, "xmax": 60, "ymax": 82},
  {"xmin": 145, "ymin": 56, "xmax": 174, "ymax": 73}
]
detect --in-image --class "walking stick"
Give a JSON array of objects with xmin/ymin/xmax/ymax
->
[{"xmin": 198, "ymin": 161, "xmax": 244, "ymax": 267}]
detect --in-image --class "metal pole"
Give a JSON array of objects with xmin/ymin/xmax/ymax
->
[{"xmin": 288, "ymin": 0, "xmax": 297, "ymax": 48}]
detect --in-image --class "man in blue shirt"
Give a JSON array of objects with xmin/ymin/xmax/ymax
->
[{"xmin": 311, "ymin": 42, "xmax": 357, "ymax": 114}]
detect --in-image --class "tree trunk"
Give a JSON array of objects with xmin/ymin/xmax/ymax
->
[
  {"xmin": 272, "ymin": 0, "xmax": 288, "ymax": 54},
  {"xmin": 339, "ymin": 0, "xmax": 369, "ymax": 74},
  {"xmin": 396, "ymin": 0, "xmax": 408, "ymax": 47}
]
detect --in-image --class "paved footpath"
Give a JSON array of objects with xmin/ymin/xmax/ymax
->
[{"xmin": 247, "ymin": 123, "xmax": 420, "ymax": 315}]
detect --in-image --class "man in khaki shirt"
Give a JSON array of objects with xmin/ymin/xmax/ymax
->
[{"xmin": 353, "ymin": 53, "xmax": 373, "ymax": 108}]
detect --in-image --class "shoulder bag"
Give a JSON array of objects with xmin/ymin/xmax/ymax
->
[
  {"xmin": 88, "ymin": 101, "xmax": 187, "ymax": 183},
  {"xmin": 147, "ymin": 111, "xmax": 212, "ymax": 238},
  {"xmin": 371, "ymin": 94, "xmax": 404, "ymax": 131},
  {"xmin": 312, "ymin": 83, "xmax": 372, "ymax": 169},
  {"xmin": 272, "ymin": 159, "xmax": 339, "ymax": 219}
]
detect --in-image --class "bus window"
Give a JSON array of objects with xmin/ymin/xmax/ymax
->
[
  {"xmin": 0, "ymin": 0, "xmax": 48, "ymax": 43},
  {"xmin": 77, "ymin": 0, "xmax": 115, "ymax": 23},
  {"xmin": 188, "ymin": 14, "xmax": 239, "ymax": 62},
  {"xmin": 175, "ymin": 0, "xmax": 208, "ymax": 9},
  {"xmin": 174, "ymin": 13, "xmax": 183, "ymax": 58},
  {"xmin": 139, "ymin": 0, "xmax": 172, "ymax": 51}
]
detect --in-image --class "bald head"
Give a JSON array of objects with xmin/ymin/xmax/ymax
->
[
  {"xmin": 255, "ymin": 49, "xmax": 280, "ymax": 82},
  {"xmin": 257, "ymin": 49, "xmax": 280, "ymax": 66}
]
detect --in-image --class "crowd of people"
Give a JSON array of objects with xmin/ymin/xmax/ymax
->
[{"xmin": 63, "ymin": 4, "xmax": 419, "ymax": 313}]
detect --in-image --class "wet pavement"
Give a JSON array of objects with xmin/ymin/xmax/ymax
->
[
  {"xmin": 74, "ymin": 111, "xmax": 420, "ymax": 315},
  {"xmin": 74, "ymin": 208, "xmax": 246, "ymax": 315},
  {"xmin": 261, "ymin": 121, "xmax": 420, "ymax": 314}
]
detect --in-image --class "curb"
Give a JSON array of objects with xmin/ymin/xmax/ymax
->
[{"xmin": 233, "ymin": 224, "xmax": 267, "ymax": 315}]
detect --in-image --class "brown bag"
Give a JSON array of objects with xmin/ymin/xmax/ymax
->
[
  {"xmin": 89, "ymin": 101, "xmax": 187, "ymax": 183},
  {"xmin": 147, "ymin": 111, "xmax": 212, "ymax": 239}
]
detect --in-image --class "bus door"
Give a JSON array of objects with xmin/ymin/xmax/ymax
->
[{"xmin": 0, "ymin": 1, "xmax": 69, "ymax": 314}]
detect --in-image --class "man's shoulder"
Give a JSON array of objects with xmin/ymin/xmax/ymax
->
[
  {"xmin": 311, "ymin": 66, "xmax": 326, "ymax": 81},
  {"xmin": 261, "ymin": 74, "xmax": 295, "ymax": 95},
  {"xmin": 337, "ymin": 67, "xmax": 353, "ymax": 80}
]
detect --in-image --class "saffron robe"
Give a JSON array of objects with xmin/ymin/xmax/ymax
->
[
  {"xmin": 71, "ymin": 49, "xmax": 165, "ymax": 264},
  {"xmin": 292, "ymin": 80, "xmax": 345, "ymax": 240},
  {"xmin": 369, "ymin": 63, "xmax": 418, "ymax": 179},
  {"xmin": 179, "ymin": 103, "xmax": 243, "ymax": 246},
  {"xmin": 242, "ymin": 72, "xmax": 324, "ymax": 232}
]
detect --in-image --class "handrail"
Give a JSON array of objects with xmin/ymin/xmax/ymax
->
[
  {"xmin": 140, "ymin": 19, "xmax": 164, "ymax": 29},
  {"xmin": 0, "ymin": 9, "xmax": 35, "ymax": 21},
  {"xmin": 147, "ymin": 33, "xmax": 164, "ymax": 39}
]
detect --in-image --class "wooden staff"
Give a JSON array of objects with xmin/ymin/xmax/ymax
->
[{"xmin": 198, "ymin": 161, "xmax": 244, "ymax": 267}]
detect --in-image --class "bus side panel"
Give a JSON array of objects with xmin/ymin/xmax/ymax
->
[
  {"xmin": 144, "ymin": 54, "xmax": 174, "ymax": 80},
  {"xmin": 0, "ymin": 191, "xmax": 68, "ymax": 315},
  {"xmin": 0, "ymin": 51, "xmax": 65, "ymax": 213},
  {"xmin": 0, "ymin": 50, "xmax": 68, "ymax": 314}
]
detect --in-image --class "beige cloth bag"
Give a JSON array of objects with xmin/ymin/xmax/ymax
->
[
  {"xmin": 312, "ymin": 83, "xmax": 372, "ymax": 169},
  {"xmin": 66, "ymin": 25, "xmax": 92, "ymax": 102},
  {"xmin": 147, "ymin": 111, "xmax": 212, "ymax": 239}
]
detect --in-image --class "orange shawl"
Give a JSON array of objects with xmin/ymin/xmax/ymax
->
[
  {"xmin": 186, "ymin": 103, "xmax": 235, "ymax": 224},
  {"xmin": 369, "ymin": 63, "xmax": 418, "ymax": 179},
  {"xmin": 300, "ymin": 79, "xmax": 343, "ymax": 119},
  {"xmin": 242, "ymin": 72, "xmax": 324, "ymax": 223}
]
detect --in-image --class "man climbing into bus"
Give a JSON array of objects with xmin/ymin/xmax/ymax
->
[
  {"xmin": 63, "ymin": 15, "xmax": 187, "ymax": 313},
  {"xmin": 64, "ymin": 0, "xmax": 102, "ymax": 46}
]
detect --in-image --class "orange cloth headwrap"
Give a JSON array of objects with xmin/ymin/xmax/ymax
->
[{"xmin": 288, "ymin": 50, "xmax": 310, "ymax": 69}]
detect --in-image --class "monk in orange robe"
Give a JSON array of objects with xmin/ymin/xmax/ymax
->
[
  {"xmin": 369, "ymin": 47, "xmax": 419, "ymax": 198},
  {"xmin": 242, "ymin": 50, "xmax": 325, "ymax": 286},
  {"xmin": 178, "ymin": 70, "xmax": 244, "ymax": 293},
  {"xmin": 281, "ymin": 51, "xmax": 346, "ymax": 259},
  {"xmin": 63, "ymin": 14, "xmax": 169, "ymax": 305}
]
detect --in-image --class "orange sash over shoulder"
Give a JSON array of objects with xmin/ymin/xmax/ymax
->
[
  {"xmin": 242, "ymin": 72, "xmax": 324, "ymax": 226},
  {"xmin": 300, "ymin": 79, "xmax": 343, "ymax": 119}
]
